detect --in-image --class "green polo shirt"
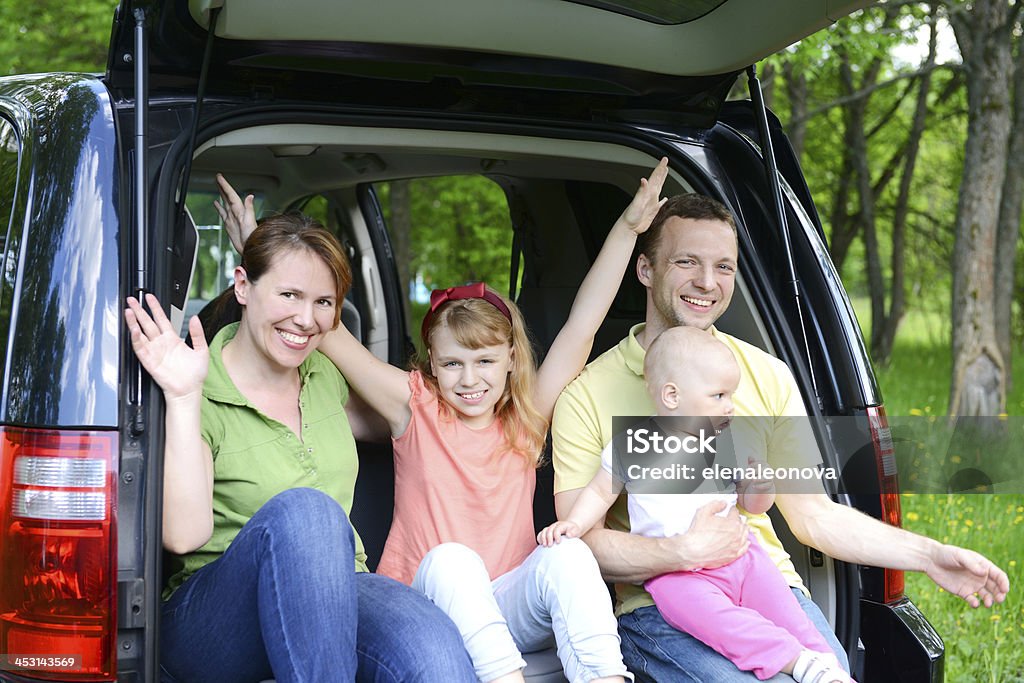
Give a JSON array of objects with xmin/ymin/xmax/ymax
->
[{"xmin": 164, "ymin": 323, "xmax": 367, "ymax": 599}]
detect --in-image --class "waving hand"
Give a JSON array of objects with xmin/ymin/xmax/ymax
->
[{"xmin": 125, "ymin": 293, "xmax": 209, "ymax": 400}]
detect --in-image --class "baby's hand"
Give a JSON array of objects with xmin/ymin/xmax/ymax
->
[
  {"xmin": 537, "ymin": 520, "xmax": 581, "ymax": 547},
  {"xmin": 738, "ymin": 456, "xmax": 774, "ymax": 494}
]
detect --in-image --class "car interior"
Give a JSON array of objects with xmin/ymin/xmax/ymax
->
[{"xmin": 178, "ymin": 122, "xmax": 840, "ymax": 680}]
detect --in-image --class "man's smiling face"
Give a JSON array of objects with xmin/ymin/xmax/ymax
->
[{"xmin": 639, "ymin": 216, "xmax": 738, "ymax": 334}]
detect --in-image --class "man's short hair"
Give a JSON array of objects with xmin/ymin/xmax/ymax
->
[{"xmin": 636, "ymin": 193, "xmax": 737, "ymax": 262}]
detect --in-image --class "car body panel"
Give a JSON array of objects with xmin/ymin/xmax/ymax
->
[{"xmin": 0, "ymin": 75, "xmax": 121, "ymax": 429}]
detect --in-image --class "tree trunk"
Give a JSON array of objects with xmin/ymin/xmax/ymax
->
[
  {"xmin": 874, "ymin": 7, "xmax": 939, "ymax": 365},
  {"xmin": 995, "ymin": 39, "xmax": 1024, "ymax": 394},
  {"xmin": 837, "ymin": 44, "xmax": 886, "ymax": 358},
  {"xmin": 948, "ymin": 0, "xmax": 1015, "ymax": 416},
  {"xmin": 827, "ymin": 145, "xmax": 857, "ymax": 275},
  {"xmin": 782, "ymin": 61, "xmax": 808, "ymax": 161},
  {"xmin": 389, "ymin": 179, "xmax": 413, "ymax": 333}
]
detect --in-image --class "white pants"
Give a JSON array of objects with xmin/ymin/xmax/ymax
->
[{"xmin": 413, "ymin": 540, "xmax": 632, "ymax": 683}]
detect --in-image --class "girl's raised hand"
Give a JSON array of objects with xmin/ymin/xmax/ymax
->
[
  {"xmin": 620, "ymin": 156, "xmax": 669, "ymax": 235},
  {"xmin": 213, "ymin": 173, "xmax": 258, "ymax": 254},
  {"xmin": 125, "ymin": 294, "xmax": 209, "ymax": 400}
]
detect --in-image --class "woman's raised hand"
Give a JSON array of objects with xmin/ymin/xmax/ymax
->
[
  {"xmin": 621, "ymin": 156, "xmax": 670, "ymax": 235},
  {"xmin": 213, "ymin": 173, "xmax": 258, "ymax": 254},
  {"xmin": 125, "ymin": 294, "xmax": 209, "ymax": 400}
]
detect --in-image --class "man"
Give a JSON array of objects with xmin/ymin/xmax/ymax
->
[{"xmin": 551, "ymin": 193, "xmax": 1009, "ymax": 681}]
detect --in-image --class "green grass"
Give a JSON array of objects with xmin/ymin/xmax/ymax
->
[
  {"xmin": 851, "ymin": 299, "xmax": 1024, "ymax": 681},
  {"xmin": 901, "ymin": 495, "xmax": 1023, "ymax": 682}
]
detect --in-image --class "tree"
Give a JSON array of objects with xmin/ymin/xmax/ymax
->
[
  {"xmin": 946, "ymin": 0, "xmax": 1019, "ymax": 416},
  {"xmin": 994, "ymin": 40, "xmax": 1024, "ymax": 392},
  {"xmin": 774, "ymin": 4, "xmax": 957, "ymax": 365},
  {"xmin": 0, "ymin": 0, "xmax": 117, "ymax": 75}
]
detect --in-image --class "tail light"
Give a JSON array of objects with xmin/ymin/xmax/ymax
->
[
  {"xmin": 866, "ymin": 406, "xmax": 904, "ymax": 603},
  {"xmin": 0, "ymin": 427, "xmax": 117, "ymax": 681}
]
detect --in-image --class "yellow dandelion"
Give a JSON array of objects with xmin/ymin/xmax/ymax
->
[
  {"xmin": 1010, "ymin": 560, "xmax": 1017, "ymax": 568},
  {"xmin": 1017, "ymin": 506, "xmax": 1023, "ymax": 513},
  {"xmin": 909, "ymin": 408, "xmax": 923, "ymax": 416},
  {"xmin": 991, "ymin": 614, "xmax": 1001, "ymax": 622},
  {"xmin": 950, "ymin": 455, "xmax": 962, "ymax": 464},
  {"xmin": 906, "ymin": 511, "xmax": 920, "ymax": 522},
  {"xmin": 1015, "ymin": 516, "xmax": 1023, "ymax": 525},
  {"xmin": 964, "ymin": 519, "xmax": 974, "ymax": 527}
]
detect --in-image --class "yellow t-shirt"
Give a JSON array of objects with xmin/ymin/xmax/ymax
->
[{"xmin": 552, "ymin": 323, "xmax": 817, "ymax": 616}]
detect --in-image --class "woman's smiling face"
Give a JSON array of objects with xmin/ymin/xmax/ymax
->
[{"xmin": 234, "ymin": 248, "xmax": 338, "ymax": 372}]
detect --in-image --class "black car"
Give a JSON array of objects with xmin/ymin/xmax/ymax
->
[{"xmin": 0, "ymin": 1, "xmax": 943, "ymax": 681}]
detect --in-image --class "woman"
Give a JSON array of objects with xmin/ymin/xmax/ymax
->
[{"xmin": 125, "ymin": 214, "xmax": 475, "ymax": 682}]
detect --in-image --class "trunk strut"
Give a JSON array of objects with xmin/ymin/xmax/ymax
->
[
  {"xmin": 745, "ymin": 63, "xmax": 820, "ymax": 405},
  {"xmin": 130, "ymin": 7, "xmax": 149, "ymax": 437}
]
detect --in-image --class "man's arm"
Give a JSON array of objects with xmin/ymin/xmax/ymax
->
[
  {"xmin": 554, "ymin": 487, "xmax": 749, "ymax": 582},
  {"xmin": 776, "ymin": 493, "xmax": 1009, "ymax": 608}
]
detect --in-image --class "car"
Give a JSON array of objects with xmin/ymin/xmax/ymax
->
[{"xmin": 0, "ymin": 0, "xmax": 944, "ymax": 681}]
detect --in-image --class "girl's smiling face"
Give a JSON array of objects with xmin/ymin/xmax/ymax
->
[{"xmin": 428, "ymin": 323, "xmax": 513, "ymax": 429}]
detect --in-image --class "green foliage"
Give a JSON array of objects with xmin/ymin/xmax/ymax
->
[
  {"xmin": 377, "ymin": 175, "xmax": 514, "ymax": 347},
  {"xmin": 406, "ymin": 175, "xmax": 514, "ymax": 292},
  {"xmin": 0, "ymin": 1, "xmax": 118, "ymax": 76},
  {"xmin": 769, "ymin": 4, "xmax": 971, "ymax": 330}
]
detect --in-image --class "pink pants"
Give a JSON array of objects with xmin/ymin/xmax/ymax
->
[{"xmin": 644, "ymin": 535, "xmax": 835, "ymax": 680}]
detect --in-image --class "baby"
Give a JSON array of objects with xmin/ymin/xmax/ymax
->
[{"xmin": 539, "ymin": 326, "xmax": 852, "ymax": 683}]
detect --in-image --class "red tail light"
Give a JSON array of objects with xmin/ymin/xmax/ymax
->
[
  {"xmin": 866, "ymin": 406, "xmax": 904, "ymax": 603},
  {"xmin": 0, "ymin": 427, "xmax": 117, "ymax": 681}
]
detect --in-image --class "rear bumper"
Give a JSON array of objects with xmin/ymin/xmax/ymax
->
[{"xmin": 860, "ymin": 597, "xmax": 944, "ymax": 682}]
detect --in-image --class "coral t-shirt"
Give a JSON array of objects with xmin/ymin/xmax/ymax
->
[{"xmin": 376, "ymin": 371, "xmax": 538, "ymax": 585}]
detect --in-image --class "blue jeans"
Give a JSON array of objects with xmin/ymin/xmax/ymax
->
[
  {"xmin": 160, "ymin": 488, "xmax": 475, "ymax": 682},
  {"xmin": 618, "ymin": 588, "xmax": 850, "ymax": 682}
]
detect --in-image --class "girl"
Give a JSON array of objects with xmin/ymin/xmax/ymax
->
[
  {"xmin": 215, "ymin": 159, "xmax": 670, "ymax": 683},
  {"xmin": 125, "ymin": 216, "xmax": 476, "ymax": 682}
]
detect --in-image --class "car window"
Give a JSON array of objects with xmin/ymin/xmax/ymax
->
[
  {"xmin": 184, "ymin": 190, "xmax": 266, "ymax": 303},
  {"xmin": 374, "ymin": 175, "xmax": 516, "ymax": 353}
]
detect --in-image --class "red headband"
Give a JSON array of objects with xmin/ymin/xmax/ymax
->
[{"xmin": 421, "ymin": 282, "xmax": 513, "ymax": 341}]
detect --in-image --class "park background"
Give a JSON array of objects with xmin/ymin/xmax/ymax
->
[{"xmin": 2, "ymin": 1, "xmax": 1020, "ymax": 680}]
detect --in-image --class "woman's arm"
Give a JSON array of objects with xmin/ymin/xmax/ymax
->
[
  {"xmin": 215, "ymin": 173, "xmax": 413, "ymax": 435},
  {"xmin": 533, "ymin": 158, "xmax": 669, "ymax": 419},
  {"xmin": 125, "ymin": 295, "xmax": 215, "ymax": 554}
]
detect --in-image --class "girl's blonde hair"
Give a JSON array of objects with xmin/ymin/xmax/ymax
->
[{"xmin": 415, "ymin": 287, "xmax": 548, "ymax": 465}]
